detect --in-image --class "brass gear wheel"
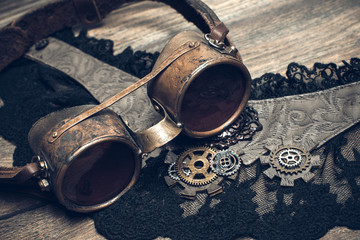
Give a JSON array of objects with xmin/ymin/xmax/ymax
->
[
  {"xmin": 270, "ymin": 146, "xmax": 310, "ymax": 174},
  {"xmin": 175, "ymin": 147, "xmax": 217, "ymax": 186}
]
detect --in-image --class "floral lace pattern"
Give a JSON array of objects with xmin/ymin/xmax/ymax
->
[{"xmin": 251, "ymin": 58, "xmax": 360, "ymax": 100}]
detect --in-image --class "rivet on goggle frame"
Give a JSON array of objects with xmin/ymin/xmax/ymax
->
[
  {"xmin": 31, "ymin": 155, "xmax": 51, "ymax": 192},
  {"xmin": 189, "ymin": 42, "xmax": 196, "ymax": 48},
  {"xmin": 52, "ymin": 131, "xmax": 58, "ymax": 138}
]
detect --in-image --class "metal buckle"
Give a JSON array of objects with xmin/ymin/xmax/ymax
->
[{"xmin": 204, "ymin": 33, "xmax": 238, "ymax": 56}]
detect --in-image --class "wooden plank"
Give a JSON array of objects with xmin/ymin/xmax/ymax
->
[
  {"xmin": 0, "ymin": 0, "xmax": 359, "ymax": 239},
  {"xmin": 0, "ymin": 136, "xmax": 15, "ymax": 168},
  {"xmin": 0, "ymin": 0, "xmax": 358, "ymax": 77},
  {"xmin": 86, "ymin": 0, "xmax": 360, "ymax": 78},
  {"xmin": 0, "ymin": 204, "xmax": 105, "ymax": 240},
  {"xmin": 0, "ymin": 192, "xmax": 46, "ymax": 217},
  {"xmin": 0, "ymin": 0, "xmax": 51, "ymax": 28}
]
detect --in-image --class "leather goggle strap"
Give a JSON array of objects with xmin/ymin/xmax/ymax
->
[
  {"xmin": 0, "ymin": 163, "xmax": 55, "ymax": 200},
  {"xmin": 0, "ymin": 163, "xmax": 39, "ymax": 184},
  {"xmin": 0, "ymin": 0, "xmax": 236, "ymax": 72}
]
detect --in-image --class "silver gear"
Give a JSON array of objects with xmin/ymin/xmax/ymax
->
[
  {"xmin": 210, "ymin": 150, "xmax": 241, "ymax": 176},
  {"xmin": 270, "ymin": 146, "xmax": 310, "ymax": 174},
  {"xmin": 277, "ymin": 148, "xmax": 303, "ymax": 168},
  {"xmin": 168, "ymin": 162, "xmax": 180, "ymax": 181},
  {"xmin": 260, "ymin": 144, "xmax": 321, "ymax": 186}
]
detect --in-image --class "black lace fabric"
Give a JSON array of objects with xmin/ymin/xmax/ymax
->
[
  {"xmin": 0, "ymin": 28, "xmax": 359, "ymax": 239},
  {"xmin": 251, "ymin": 58, "xmax": 360, "ymax": 100}
]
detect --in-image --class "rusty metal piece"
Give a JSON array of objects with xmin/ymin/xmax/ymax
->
[
  {"xmin": 0, "ymin": 0, "xmax": 254, "ymax": 213},
  {"xmin": 23, "ymin": 31, "xmax": 251, "ymax": 212},
  {"xmin": 48, "ymin": 41, "xmax": 199, "ymax": 144},
  {"xmin": 31, "ymin": 155, "xmax": 50, "ymax": 179},
  {"xmin": 28, "ymin": 105, "xmax": 142, "ymax": 212},
  {"xmin": 148, "ymin": 31, "xmax": 252, "ymax": 138},
  {"xmin": 164, "ymin": 147, "xmax": 240, "ymax": 200}
]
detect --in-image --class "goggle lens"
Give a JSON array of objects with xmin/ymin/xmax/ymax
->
[
  {"xmin": 62, "ymin": 141, "xmax": 136, "ymax": 206},
  {"xmin": 181, "ymin": 64, "xmax": 245, "ymax": 133}
]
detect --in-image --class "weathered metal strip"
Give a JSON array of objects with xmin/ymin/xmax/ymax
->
[{"xmin": 26, "ymin": 37, "xmax": 159, "ymax": 132}]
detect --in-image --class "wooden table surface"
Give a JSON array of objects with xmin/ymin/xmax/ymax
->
[{"xmin": 0, "ymin": 0, "xmax": 359, "ymax": 239}]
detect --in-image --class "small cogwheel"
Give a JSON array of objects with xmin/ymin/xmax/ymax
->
[
  {"xmin": 210, "ymin": 150, "xmax": 241, "ymax": 176},
  {"xmin": 270, "ymin": 146, "xmax": 310, "ymax": 174},
  {"xmin": 277, "ymin": 148, "xmax": 303, "ymax": 168},
  {"xmin": 168, "ymin": 162, "xmax": 180, "ymax": 181},
  {"xmin": 175, "ymin": 147, "xmax": 218, "ymax": 186},
  {"xmin": 260, "ymin": 144, "xmax": 321, "ymax": 186},
  {"xmin": 164, "ymin": 174, "xmax": 224, "ymax": 200}
]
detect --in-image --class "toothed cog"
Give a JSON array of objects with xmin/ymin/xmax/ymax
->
[
  {"xmin": 175, "ymin": 147, "xmax": 218, "ymax": 186},
  {"xmin": 260, "ymin": 145, "xmax": 321, "ymax": 186},
  {"xmin": 210, "ymin": 150, "xmax": 241, "ymax": 176}
]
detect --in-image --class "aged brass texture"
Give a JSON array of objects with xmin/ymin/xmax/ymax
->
[
  {"xmin": 148, "ymin": 31, "xmax": 251, "ymax": 138},
  {"xmin": 28, "ymin": 105, "xmax": 142, "ymax": 212},
  {"xmin": 0, "ymin": 0, "xmax": 252, "ymax": 212}
]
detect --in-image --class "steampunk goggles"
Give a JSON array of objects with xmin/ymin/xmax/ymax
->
[{"xmin": 0, "ymin": 0, "xmax": 251, "ymax": 212}]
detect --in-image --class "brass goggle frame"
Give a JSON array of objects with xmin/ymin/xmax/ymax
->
[{"xmin": 0, "ymin": 0, "xmax": 252, "ymax": 213}]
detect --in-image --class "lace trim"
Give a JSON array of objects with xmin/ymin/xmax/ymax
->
[{"xmin": 251, "ymin": 58, "xmax": 360, "ymax": 100}]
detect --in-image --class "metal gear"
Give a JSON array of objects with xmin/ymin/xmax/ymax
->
[
  {"xmin": 164, "ymin": 175, "xmax": 224, "ymax": 200},
  {"xmin": 175, "ymin": 147, "xmax": 218, "ymax": 186},
  {"xmin": 270, "ymin": 146, "xmax": 310, "ymax": 174},
  {"xmin": 277, "ymin": 148, "xmax": 303, "ymax": 168},
  {"xmin": 168, "ymin": 162, "xmax": 180, "ymax": 181},
  {"xmin": 260, "ymin": 144, "xmax": 321, "ymax": 186},
  {"xmin": 210, "ymin": 150, "xmax": 241, "ymax": 176}
]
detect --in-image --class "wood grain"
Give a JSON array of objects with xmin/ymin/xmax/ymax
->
[
  {"xmin": 0, "ymin": 0, "xmax": 359, "ymax": 239},
  {"xmin": 0, "ymin": 0, "xmax": 50, "ymax": 28},
  {"xmin": 0, "ymin": 203, "xmax": 105, "ymax": 240},
  {"xmin": 85, "ymin": 0, "xmax": 360, "ymax": 78}
]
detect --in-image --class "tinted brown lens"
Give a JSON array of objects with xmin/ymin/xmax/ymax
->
[
  {"xmin": 62, "ymin": 141, "xmax": 135, "ymax": 206},
  {"xmin": 181, "ymin": 64, "xmax": 245, "ymax": 132}
]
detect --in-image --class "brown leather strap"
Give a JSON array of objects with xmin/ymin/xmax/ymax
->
[
  {"xmin": 0, "ymin": 0, "xmax": 238, "ymax": 72},
  {"xmin": 0, "ymin": 162, "xmax": 56, "ymax": 200},
  {"xmin": 209, "ymin": 22, "xmax": 229, "ymax": 43},
  {"xmin": 0, "ymin": 163, "xmax": 55, "ymax": 200},
  {"xmin": 0, "ymin": 162, "xmax": 39, "ymax": 184},
  {"xmin": 49, "ymin": 40, "xmax": 200, "ymax": 143}
]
